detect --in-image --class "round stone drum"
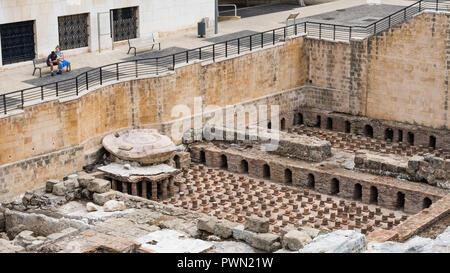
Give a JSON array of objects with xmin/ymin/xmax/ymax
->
[{"xmin": 102, "ymin": 129, "xmax": 176, "ymax": 164}]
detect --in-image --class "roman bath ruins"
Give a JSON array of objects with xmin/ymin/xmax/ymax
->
[{"xmin": 0, "ymin": 1, "xmax": 449, "ymax": 253}]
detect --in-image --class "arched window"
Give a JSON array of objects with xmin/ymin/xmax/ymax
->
[
  {"xmin": 384, "ymin": 128, "xmax": 394, "ymax": 142},
  {"xmin": 364, "ymin": 125, "xmax": 373, "ymax": 138},
  {"xmin": 396, "ymin": 192, "xmax": 405, "ymax": 210},
  {"xmin": 423, "ymin": 197, "xmax": 432, "ymax": 209},
  {"xmin": 263, "ymin": 164, "xmax": 270, "ymax": 179},
  {"xmin": 353, "ymin": 183, "xmax": 362, "ymax": 201},
  {"xmin": 284, "ymin": 169, "xmax": 292, "ymax": 184},
  {"xmin": 370, "ymin": 186, "xmax": 378, "ymax": 205},
  {"xmin": 407, "ymin": 132, "xmax": 414, "ymax": 146},
  {"xmin": 307, "ymin": 174, "xmax": 315, "ymax": 189},
  {"xmin": 200, "ymin": 150, "xmax": 206, "ymax": 164},
  {"xmin": 220, "ymin": 154, "xmax": 228, "ymax": 170},
  {"xmin": 240, "ymin": 160, "xmax": 249, "ymax": 174},
  {"xmin": 429, "ymin": 136, "xmax": 436, "ymax": 150},
  {"xmin": 345, "ymin": 121, "xmax": 351, "ymax": 133},
  {"xmin": 326, "ymin": 117, "xmax": 333, "ymax": 130},
  {"xmin": 281, "ymin": 118, "xmax": 286, "ymax": 131},
  {"xmin": 331, "ymin": 178, "xmax": 340, "ymax": 195},
  {"xmin": 316, "ymin": 115, "xmax": 322, "ymax": 128},
  {"xmin": 296, "ymin": 113, "xmax": 304, "ymax": 125}
]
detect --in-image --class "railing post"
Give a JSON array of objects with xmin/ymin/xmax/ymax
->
[
  {"xmin": 156, "ymin": 58, "xmax": 159, "ymax": 75},
  {"xmin": 173, "ymin": 54, "xmax": 176, "ymax": 69},
  {"xmin": 284, "ymin": 27, "xmax": 286, "ymax": 40},
  {"xmin": 76, "ymin": 77, "xmax": 79, "ymax": 96},
  {"xmin": 319, "ymin": 24, "xmax": 321, "ymax": 39},
  {"xmin": 100, "ymin": 67, "xmax": 103, "ymax": 85},
  {"xmin": 250, "ymin": 35, "xmax": 252, "ymax": 51},
  {"xmin": 56, "ymin": 82, "xmax": 59, "ymax": 97},
  {"xmin": 295, "ymin": 24, "xmax": 297, "ymax": 35},
  {"xmin": 135, "ymin": 59, "xmax": 138, "ymax": 78},
  {"xmin": 374, "ymin": 23, "xmax": 376, "ymax": 35},
  {"xmin": 273, "ymin": 30, "xmax": 275, "ymax": 45},
  {"xmin": 349, "ymin": 26, "xmax": 352, "ymax": 40},
  {"xmin": 3, "ymin": 95, "xmax": 6, "ymax": 115},
  {"xmin": 116, "ymin": 63, "xmax": 119, "ymax": 81},
  {"xmin": 85, "ymin": 72, "xmax": 88, "ymax": 90},
  {"xmin": 304, "ymin": 22, "xmax": 306, "ymax": 34},
  {"xmin": 261, "ymin": 32, "xmax": 264, "ymax": 48},
  {"xmin": 199, "ymin": 48, "xmax": 202, "ymax": 60},
  {"xmin": 238, "ymin": 38, "xmax": 240, "ymax": 54},
  {"xmin": 389, "ymin": 16, "xmax": 391, "ymax": 28},
  {"xmin": 404, "ymin": 8, "xmax": 406, "ymax": 20},
  {"xmin": 436, "ymin": 0, "xmax": 438, "ymax": 11},
  {"xmin": 186, "ymin": 51, "xmax": 189, "ymax": 63},
  {"xmin": 213, "ymin": 44, "xmax": 215, "ymax": 62},
  {"xmin": 41, "ymin": 86, "xmax": 44, "ymax": 101},
  {"xmin": 333, "ymin": 25, "xmax": 336, "ymax": 40},
  {"xmin": 21, "ymin": 90, "xmax": 24, "ymax": 109},
  {"xmin": 419, "ymin": 1, "xmax": 421, "ymax": 12},
  {"xmin": 225, "ymin": 41, "xmax": 228, "ymax": 58}
]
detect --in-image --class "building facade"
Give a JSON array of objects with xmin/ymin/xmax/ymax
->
[{"xmin": 0, "ymin": 0, "xmax": 215, "ymax": 67}]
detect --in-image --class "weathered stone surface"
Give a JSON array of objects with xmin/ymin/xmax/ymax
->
[
  {"xmin": 158, "ymin": 218, "xmax": 199, "ymax": 238},
  {"xmin": 93, "ymin": 191, "xmax": 117, "ymax": 206},
  {"xmin": 214, "ymin": 220, "xmax": 239, "ymax": 239},
  {"xmin": 300, "ymin": 230, "xmax": 366, "ymax": 253},
  {"xmin": 13, "ymin": 230, "xmax": 36, "ymax": 247},
  {"xmin": 103, "ymin": 200, "xmax": 126, "ymax": 212},
  {"xmin": 0, "ymin": 238, "xmax": 24, "ymax": 253},
  {"xmin": 212, "ymin": 241, "xmax": 258, "ymax": 253},
  {"xmin": 251, "ymin": 233, "xmax": 281, "ymax": 252},
  {"xmin": 245, "ymin": 215, "xmax": 270, "ymax": 233},
  {"xmin": 46, "ymin": 227, "xmax": 79, "ymax": 241},
  {"xmin": 45, "ymin": 179, "xmax": 59, "ymax": 193},
  {"xmin": 87, "ymin": 179, "xmax": 111, "ymax": 194},
  {"xmin": 299, "ymin": 226, "xmax": 322, "ymax": 239},
  {"xmin": 52, "ymin": 182, "xmax": 67, "ymax": 196},
  {"xmin": 81, "ymin": 189, "xmax": 93, "ymax": 200},
  {"xmin": 86, "ymin": 202, "xmax": 100, "ymax": 212},
  {"xmin": 283, "ymin": 230, "xmax": 312, "ymax": 251},
  {"xmin": 0, "ymin": 210, "xmax": 4, "ymax": 232},
  {"xmin": 431, "ymin": 226, "xmax": 450, "ymax": 253},
  {"xmin": 6, "ymin": 224, "xmax": 27, "ymax": 240},
  {"xmin": 136, "ymin": 230, "xmax": 213, "ymax": 253},
  {"xmin": 197, "ymin": 216, "xmax": 217, "ymax": 234},
  {"xmin": 232, "ymin": 225, "xmax": 256, "ymax": 245},
  {"xmin": 77, "ymin": 173, "xmax": 95, "ymax": 188},
  {"xmin": 102, "ymin": 129, "xmax": 176, "ymax": 165},
  {"xmin": 64, "ymin": 179, "xmax": 79, "ymax": 191},
  {"xmin": 280, "ymin": 224, "xmax": 296, "ymax": 240}
]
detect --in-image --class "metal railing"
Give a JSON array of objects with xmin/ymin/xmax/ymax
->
[{"xmin": 0, "ymin": 0, "xmax": 446, "ymax": 115}]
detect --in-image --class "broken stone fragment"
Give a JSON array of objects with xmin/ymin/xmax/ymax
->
[
  {"xmin": 87, "ymin": 179, "xmax": 111, "ymax": 193},
  {"xmin": 214, "ymin": 220, "xmax": 239, "ymax": 239},
  {"xmin": 245, "ymin": 215, "xmax": 270, "ymax": 233},
  {"xmin": 45, "ymin": 179, "xmax": 59, "ymax": 193},
  {"xmin": 52, "ymin": 182, "xmax": 67, "ymax": 196},
  {"xmin": 232, "ymin": 225, "xmax": 256, "ymax": 245},
  {"xmin": 6, "ymin": 224, "xmax": 27, "ymax": 240},
  {"xmin": 93, "ymin": 191, "xmax": 117, "ymax": 206},
  {"xmin": 81, "ymin": 188, "xmax": 93, "ymax": 200},
  {"xmin": 77, "ymin": 173, "xmax": 95, "ymax": 188},
  {"xmin": 103, "ymin": 200, "xmax": 126, "ymax": 212},
  {"xmin": 300, "ymin": 230, "xmax": 367, "ymax": 253},
  {"xmin": 0, "ymin": 238, "xmax": 25, "ymax": 253},
  {"xmin": 64, "ymin": 179, "xmax": 79, "ymax": 192},
  {"xmin": 283, "ymin": 230, "xmax": 312, "ymax": 251},
  {"xmin": 197, "ymin": 216, "xmax": 217, "ymax": 234},
  {"xmin": 86, "ymin": 202, "xmax": 101, "ymax": 212},
  {"xmin": 13, "ymin": 230, "xmax": 36, "ymax": 247},
  {"xmin": 298, "ymin": 226, "xmax": 322, "ymax": 239},
  {"xmin": 251, "ymin": 233, "xmax": 281, "ymax": 252}
]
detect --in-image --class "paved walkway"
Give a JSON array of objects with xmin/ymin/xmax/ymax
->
[{"xmin": 0, "ymin": 0, "xmax": 412, "ymax": 95}]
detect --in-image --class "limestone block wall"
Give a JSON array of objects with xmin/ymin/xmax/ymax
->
[{"xmin": 0, "ymin": 36, "xmax": 308, "ymax": 201}]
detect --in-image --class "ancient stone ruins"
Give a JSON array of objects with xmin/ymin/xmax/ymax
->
[{"xmin": 0, "ymin": 4, "xmax": 450, "ymax": 254}]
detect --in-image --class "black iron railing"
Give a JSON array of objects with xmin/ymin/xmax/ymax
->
[{"xmin": 0, "ymin": 0, "xmax": 446, "ymax": 115}]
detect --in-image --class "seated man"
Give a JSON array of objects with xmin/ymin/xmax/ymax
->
[
  {"xmin": 46, "ymin": 51, "xmax": 61, "ymax": 76},
  {"xmin": 55, "ymin": 45, "xmax": 71, "ymax": 72}
]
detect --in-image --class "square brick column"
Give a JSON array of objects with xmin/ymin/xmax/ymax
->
[
  {"xmin": 169, "ymin": 177, "xmax": 175, "ymax": 197},
  {"xmin": 142, "ymin": 181, "xmax": 147, "ymax": 199},
  {"xmin": 111, "ymin": 179, "xmax": 117, "ymax": 191},
  {"xmin": 131, "ymin": 183, "xmax": 138, "ymax": 196},
  {"xmin": 122, "ymin": 182, "xmax": 128, "ymax": 194},
  {"xmin": 152, "ymin": 181, "xmax": 158, "ymax": 201},
  {"xmin": 162, "ymin": 179, "xmax": 168, "ymax": 200}
]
